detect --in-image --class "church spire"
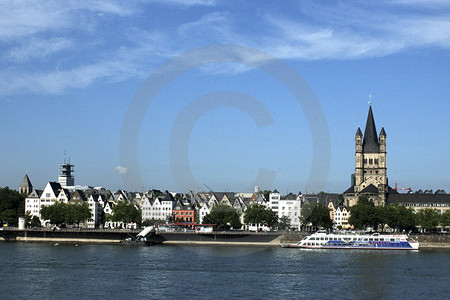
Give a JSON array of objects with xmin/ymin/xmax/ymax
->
[{"xmin": 363, "ymin": 105, "xmax": 379, "ymax": 153}]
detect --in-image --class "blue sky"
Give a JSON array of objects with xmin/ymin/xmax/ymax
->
[{"xmin": 1, "ymin": 0, "xmax": 449, "ymax": 193}]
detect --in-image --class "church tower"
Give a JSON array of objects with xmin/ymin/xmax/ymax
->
[
  {"xmin": 344, "ymin": 106, "xmax": 389, "ymax": 206},
  {"xmin": 19, "ymin": 174, "xmax": 33, "ymax": 195}
]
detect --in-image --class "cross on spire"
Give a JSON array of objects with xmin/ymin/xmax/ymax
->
[{"xmin": 368, "ymin": 94, "xmax": 373, "ymax": 105}]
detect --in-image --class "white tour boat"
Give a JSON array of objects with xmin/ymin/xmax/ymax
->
[{"xmin": 281, "ymin": 230, "xmax": 419, "ymax": 250}]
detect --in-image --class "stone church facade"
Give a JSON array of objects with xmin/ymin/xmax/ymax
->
[{"xmin": 344, "ymin": 106, "xmax": 393, "ymax": 207}]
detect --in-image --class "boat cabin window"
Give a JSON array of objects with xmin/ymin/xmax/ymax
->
[
  {"xmin": 374, "ymin": 238, "xmax": 379, "ymax": 241},
  {"xmin": 390, "ymin": 238, "xmax": 395, "ymax": 241}
]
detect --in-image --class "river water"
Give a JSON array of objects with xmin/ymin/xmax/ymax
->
[{"xmin": 1, "ymin": 242, "xmax": 449, "ymax": 299}]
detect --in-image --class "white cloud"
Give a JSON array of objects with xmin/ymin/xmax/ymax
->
[
  {"xmin": 0, "ymin": 0, "xmax": 137, "ymax": 41},
  {"xmin": 0, "ymin": 1, "xmax": 449, "ymax": 96},
  {"xmin": 258, "ymin": 6, "xmax": 450, "ymax": 60},
  {"xmin": 7, "ymin": 37, "xmax": 73, "ymax": 62},
  {"xmin": 115, "ymin": 166, "xmax": 128, "ymax": 175},
  {"xmin": 150, "ymin": 0, "xmax": 217, "ymax": 7}
]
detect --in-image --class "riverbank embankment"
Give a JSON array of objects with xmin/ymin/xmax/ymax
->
[
  {"xmin": 0, "ymin": 228, "xmax": 138, "ymax": 244},
  {"xmin": 2, "ymin": 228, "xmax": 450, "ymax": 248}
]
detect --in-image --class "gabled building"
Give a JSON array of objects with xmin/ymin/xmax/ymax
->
[
  {"xmin": 57, "ymin": 189, "xmax": 71, "ymax": 203},
  {"xmin": 40, "ymin": 182, "xmax": 62, "ymax": 206},
  {"xmin": 207, "ymin": 194, "xmax": 219, "ymax": 208},
  {"xmin": 69, "ymin": 190, "xmax": 88, "ymax": 204},
  {"xmin": 335, "ymin": 206, "xmax": 351, "ymax": 229},
  {"xmin": 173, "ymin": 199, "xmax": 195, "ymax": 222},
  {"xmin": 87, "ymin": 194, "xmax": 102, "ymax": 228},
  {"xmin": 38, "ymin": 182, "xmax": 62, "ymax": 226},
  {"xmin": 24, "ymin": 189, "xmax": 42, "ymax": 218},
  {"xmin": 198, "ymin": 202, "xmax": 210, "ymax": 224}
]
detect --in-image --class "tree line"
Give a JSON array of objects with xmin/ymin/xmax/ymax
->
[
  {"xmin": 0, "ymin": 187, "xmax": 25, "ymax": 226},
  {"xmin": 349, "ymin": 196, "xmax": 450, "ymax": 232},
  {"xmin": 301, "ymin": 196, "xmax": 450, "ymax": 232}
]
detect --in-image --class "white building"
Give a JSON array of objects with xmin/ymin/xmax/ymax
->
[
  {"xmin": 24, "ymin": 189, "xmax": 42, "ymax": 219},
  {"xmin": 141, "ymin": 194, "xmax": 174, "ymax": 222},
  {"xmin": 278, "ymin": 194, "xmax": 302, "ymax": 230},
  {"xmin": 269, "ymin": 190, "xmax": 280, "ymax": 214},
  {"xmin": 335, "ymin": 206, "xmax": 351, "ymax": 229},
  {"xmin": 198, "ymin": 203, "xmax": 210, "ymax": 224},
  {"xmin": 35, "ymin": 182, "xmax": 62, "ymax": 226},
  {"xmin": 87, "ymin": 195, "xmax": 103, "ymax": 228}
]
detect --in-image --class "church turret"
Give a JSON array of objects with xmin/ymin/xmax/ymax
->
[
  {"xmin": 379, "ymin": 127, "xmax": 386, "ymax": 153},
  {"xmin": 356, "ymin": 127, "xmax": 363, "ymax": 148},
  {"xmin": 355, "ymin": 127, "xmax": 363, "ymax": 186}
]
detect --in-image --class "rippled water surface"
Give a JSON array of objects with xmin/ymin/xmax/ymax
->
[{"xmin": 1, "ymin": 242, "xmax": 449, "ymax": 299}]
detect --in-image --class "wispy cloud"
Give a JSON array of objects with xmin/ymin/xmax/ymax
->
[
  {"xmin": 257, "ymin": 4, "xmax": 450, "ymax": 60},
  {"xmin": 150, "ymin": 0, "xmax": 217, "ymax": 7},
  {"xmin": 0, "ymin": 0, "xmax": 137, "ymax": 41},
  {"xmin": 7, "ymin": 37, "xmax": 73, "ymax": 62},
  {"xmin": 0, "ymin": 1, "xmax": 449, "ymax": 96}
]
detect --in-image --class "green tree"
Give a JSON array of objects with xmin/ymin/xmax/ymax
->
[
  {"xmin": 244, "ymin": 204, "xmax": 277, "ymax": 228},
  {"xmin": 30, "ymin": 216, "xmax": 41, "ymax": 228},
  {"xmin": 348, "ymin": 196, "xmax": 383, "ymax": 230},
  {"xmin": 67, "ymin": 202, "xmax": 91, "ymax": 226},
  {"xmin": 300, "ymin": 202, "xmax": 333, "ymax": 230},
  {"xmin": 440, "ymin": 210, "xmax": 450, "ymax": 227},
  {"xmin": 277, "ymin": 215, "xmax": 291, "ymax": 231},
  {"xmin": 203, "ymin": 204, "xmax": 241, "ymax": 230},
  {"xmin": 40, "ymin": 202, "xmax": 91, "ymax": 226},
  {"xmin": 300, "ymin": 202, "xmax": 332, "ymax": 230},
  {"xmin": 415, "ymin": 208, "xmax": 440, "ymax": 232},
  {"xmin": 300, "ymin": 202, "xmax": 315, "ymax": 226},
  {"xmin": 384, "ymin": 205, "xmax": 415, "ymax": 232},
  {"xmin": 40, "ymin": 202, "xmax": 67, "ymax": 226},
  {"xmin": 142, "ymin": 218, "xmax": 165, "ymax": 227},
  {"xmin": 308, "ymin": 203, "xmax": 333, "ymax": 230},
  {"xmin": 111, "ymin": 201, "xmax": 142, "ymax": 225},
  {"xmin": 0, "ymin": 209, "xmax": 18, "ymax": 226},
  {"xmin": 0, "ymin": 187, "xmax": 25, "ymax": 226}
]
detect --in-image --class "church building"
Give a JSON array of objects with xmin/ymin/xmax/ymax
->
[{"xmin": 344, "ymin": 106, "xmax": 394, "ymax": 207}]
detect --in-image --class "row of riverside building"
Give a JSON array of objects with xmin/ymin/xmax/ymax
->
[
  {"xmin": 20, "ymin": 105, "xmax": 450, "ymax": 229},
  {"xmin": 21, "ymin": 170, "xmax": 345, "ymax": 230}
]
